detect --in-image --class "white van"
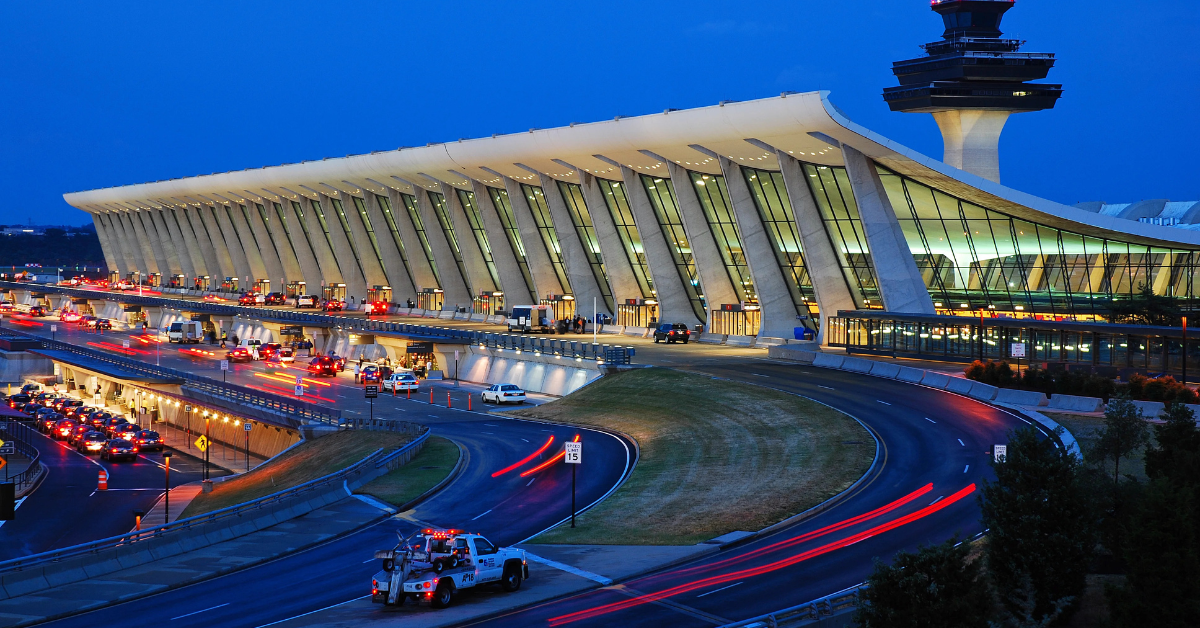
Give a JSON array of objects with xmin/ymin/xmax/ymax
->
[
  {"xmin": 506, "ymin": 305, "xmax": 555, "ymax": 333},
  {"xmin": 168, "ymin": 321, "xmax": 204, "ymax": 343}
]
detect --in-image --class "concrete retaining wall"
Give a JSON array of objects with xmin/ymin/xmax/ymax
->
[
  {"xmin": 995, "ymin": 389, "xmax": 1049, "ymax": 406},
  {"xmin": 458, "ymin": 346, "xmax": 600, "ymax": 396},
  {"xmin": 1131, "ymin": 400, "xmax": 1166, "ymax": 418},
  {"xmin": 1046, "ymin": 394, "xmax": 1106, "ymax": 412}
]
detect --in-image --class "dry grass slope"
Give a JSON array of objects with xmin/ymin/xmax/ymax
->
[
  {"xmin": 181, "ymin": 429, "xmax": 414, "ymax": 517},
  {"xmin": 507, "ymin": 368, "xmax": 874, "ymax": 545},
  {"xmin": 357, "ymin": 436, "xmax": 461, "ymax": 507}
]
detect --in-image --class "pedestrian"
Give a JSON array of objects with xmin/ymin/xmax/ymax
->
[
  {"xmin": 231, "ymin": 333, "xmax": 239, "ymax": 346},
  {"xmin": 220, "ymin": 332, "xmax": 227, "ymax": 348},
  {"xmin": 407, "ymin": 298, "xmax": 414, "ymax": 309},
  {"xmin": 354, "ymin": 362, "xmax": 361, "ymax": 383}
]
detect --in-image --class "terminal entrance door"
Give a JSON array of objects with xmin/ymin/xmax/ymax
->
[
  {"xmin": 403, "ymin": 341, "xmax": 439, "ymax": 378},
  {"xmin": 710, "ymin": 304, "xmax": 762, "ymax": 336},
  {"xmin": 148, "ymin": 273, "xmax": 162, "ymax": 288},
  {"xmin": 473, "ymin": 291, "xmax": 504, "ymax": 315},
  {"xmin": 417, "ymin": 288, "xmax": 444, "ymax": 311},
  {"xmin": 541, "ymin": 295, "xmax": 575, "ymax": 323},
  {"xmin": 127, "ymin": 271, "xmax": 141, "ymax": 286},
  {"xmin": 255, "ymin": 279, "xmax": 271, "ymax": 294},
  {"xmin": 368, "ymin": 286, "xmax": 392, "ymax": 304},
  {"xmin": 322, "ymin": 283, "xmax": 347, "ymax": 303},
  {"xmin": 195, "ymin": 275, "xmax": 211, "ymax": 291},
  {"xmin": 286, "ymin": 281, "xmax": 306, "ymax": 298},
  {"xmin": 108, "ymin": 271, "xmax": 120, "ymax": 285},
  {"xmin": 170, "ymin": 274, "xmax": 186, "ymax": 289},
  {"xmin": 222, "ymin": 277, "xmax": 239, "ymax": 293},
  {"xmin": 617, "ymin": 299, "xmax": 658, "ymax": 327}
]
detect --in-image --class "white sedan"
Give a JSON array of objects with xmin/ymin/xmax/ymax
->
[
  {"xmin": 482, "ymin": 384, "xmax": 526, "ymax": 405},
  {"xmin": 383, "ymin": 372, "xmax": 419, "ymax": 392}
]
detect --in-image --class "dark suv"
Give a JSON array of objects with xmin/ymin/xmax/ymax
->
[
  {"xmin": 653, "ymin": 323, "xmax": 692, "ymax": 344},
  {"xmin": 264, "ymin": 292, "xmax": 287, "ymax": 305}
]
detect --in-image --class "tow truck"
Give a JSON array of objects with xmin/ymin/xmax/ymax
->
[{"xmin": 371, "ymin": 529, "xmax": 528, "ymax": 608}]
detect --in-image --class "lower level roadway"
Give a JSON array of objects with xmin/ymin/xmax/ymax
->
[{"xmin": 468, "ymin": 361, "xmax": 1041, "ymax": 627}]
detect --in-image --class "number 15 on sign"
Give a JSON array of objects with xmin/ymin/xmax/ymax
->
[{"xmin": 566, "ymin": 440, "xmax": 581, "ymax": 528}]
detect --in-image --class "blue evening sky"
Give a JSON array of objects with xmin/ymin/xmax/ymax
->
[{"xmin": 2, "ymin": 0, "xmax": 1196, "ymax": 226}]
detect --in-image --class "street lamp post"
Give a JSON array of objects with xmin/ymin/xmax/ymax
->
[
  {"xmin": 204, "ymin": 416, "xmax": 210, "ymax": 481},
  {"xmin": 162, "ymin": 451, "xmax": 172, "ymax": 525},
  {"xmin": 1184, "ymin": 316, "xmax": 1188, "ymax": 387}
]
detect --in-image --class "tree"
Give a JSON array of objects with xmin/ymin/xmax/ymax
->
[
  {"xmin": 980, "ymin": 427, "xmax": 1094, "ymax": 623},
  {"xmin": 989, "ymin": 572, "xmax": 1072, "ymax": 628},
  {"xmin": 1107, "ymin": 283, "xmax": 1183, "ymax": 327},
  {"xmin": 1088, "ymin": 396, "xmax": 1150, "ymax": 485},
  {"xmin": 854, "ymin": 537, "xmax": 989, "ymax": 628},
  {"xmin": 1145, "ymin": 401, "xmax": 1200, "ymax": 486}
]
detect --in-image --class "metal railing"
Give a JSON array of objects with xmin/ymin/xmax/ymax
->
[
  {"xmin": 0, "ymin": 419, "xmax": 42, "ymax": 493},
  {"xmin": 0, "ymin": 431, "xmax": 427, "ymax": 575},
  {"xmin": 1, "ymin": 280, "xmax": 635, "ymax": 364},
  {"xmin": 2, "ymin": 329, "xmax": 343, "ymax": 426},
  {"xmin": 719, "ymin": 585, "xmax": 865, "ymax": 628}
]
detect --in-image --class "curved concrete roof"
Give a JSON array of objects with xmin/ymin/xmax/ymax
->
[{"xmin": 65, "ymin": 90, "xmax": 1200, "ymax": 250}]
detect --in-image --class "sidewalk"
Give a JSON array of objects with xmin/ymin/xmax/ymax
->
[
  {"xmin": 145, "ymin": 419, "xmax": 270, "ymax": 473},
  {"xmin": 136, "ymin": 482, "xmax": 204, "ymax": 529}
]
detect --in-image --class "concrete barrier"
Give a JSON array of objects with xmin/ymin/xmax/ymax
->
[
  {"xmin": 868, "ymin": 362, "xmax": 901, "ymax": 379},
  {"xmin": 1131, "ymin": 400, "xmax": 1166, "ymax": 418},
  {"xmin": 812, "ymin": 353, "xmax": 845, "ymax": 370},
  {"xmin": 994, "ymin": 389, "xmax": 1049, "ymax": 406},
  {"xmin": 896, "ymin": 366, "xmax": 926, "ymax": 384},
  {"xmin": 944, "ymin": 377, "xmax": 974, "ymax": 395},
  {"xmin": 765, "ymin": 346, "xmax": 817, "ymax": 363},
  {"xmin": 841, "ymin": 357, "xmax": 874, "ymax": 374},
  {"xmin": 968, "ymin": 381, "xmax": 999, "ymax": 401},
  {"xmin": 920, "ymin": 372, "xmax": 951, "ymax": 389},
  {"xmin": 1047, "ymin": 394, "xmax": 1105, "ymax": 412},
  {"xmin": 725, "ymin": 335, "xmax": 755, "ymax": 347},
  {"xmin": 698, "ymin": 334, "xmax": 725, "ymax": 345}
]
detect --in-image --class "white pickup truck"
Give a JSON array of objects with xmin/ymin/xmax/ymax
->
[{"xmin": 371, "ymin": 529, "xmax": 528, "ymax": 608}]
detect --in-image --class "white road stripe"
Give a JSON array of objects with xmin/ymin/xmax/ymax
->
[
  {"xmin": 818, "ymin": 385, "xmax": 834, "ymax": 390},
  {"xmin": 0, "ymin": 498, "xmax": 26, "ymax": 529},
  {"xmin": 930, "ymin": 496, "xmax": 944, "ymax": 505},
  {"xmin": 171, "ymin": 602, "xmax": 229, "ymax": 620},
  {"xmin": 697, "ymin": 581, "xmax": 743, "ymax": 598},
  {"xmin": 526, "ymin": 478, "xmax": 536, "ymax": 486},
  {"xmin": 523, "ymin": 552, "xmax": 613, "ymax": 585},
  {"xmin": 958, "ymin": 439, "xmax": 965, "ymax": 446},
  {"xmin": 924, "ymin": 417, "xmax": 936, "ymax": 423},
  {"xmin": 964, "ymin": 465, "xmax": 970, "ymax": 473},
  {"xmin": 877, "ymin": 400, "xmax": 891, "ymax": 406},
  {"xmin": 471, "ymin": 509, "xmax": 493, "ymax": 521},
  {"xmin": 254, "ymin": 595, "xmax": 369, "ymax": 628}
]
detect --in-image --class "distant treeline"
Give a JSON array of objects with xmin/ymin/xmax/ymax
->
[{"xmin": 0, "ymin": 228, "xmax": 107, "ymax": 268}]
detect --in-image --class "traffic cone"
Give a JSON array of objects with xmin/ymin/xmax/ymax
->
[
  {"xmin": 98, "ymin": 469, "xmax": 108, "ymax": 490},
  {"xmin": 447, "ymin": 392, "xmax": 451, "ymax": 409}
]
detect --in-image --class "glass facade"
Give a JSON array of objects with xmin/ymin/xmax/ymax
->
[
  {"xmin": 557, "ymin": 181, "xmax": 614, "ymax": 311},
  {"xmin": 487, "ymin": 187, "xmax": 537, "ymax": 302},
  {"xmin": 878, "ymin": 168, "xmax": 1200, "ymax": 318},
  {"xmin": 350, "ymin": 196, "xmax": 387, "ymax": 277},
  {"xmin": 688, "ymin": 172, "xmax": 756, "ymax": 303},
  {"xmin": 597, "ymin": 179, "xmax": 653, "ymax": 298},
  {"xmin": 222, "ymin": 205, "xmax": 253, "ymax": 267},
  {"xmin": 520, "ymin": 184, "xmax": 572, "ymax": 295},
  {"xmin": 640, "ymin": 175, "xmax": 706, "ymax": 321},
  {"xmin": 455, "ymin": 189, "xmax": 501, "ymax": 290},
  {"xmin": 740, "ymin": 168, "xmax": 818, "ymax": 319},
  {"xmin": 398, "ymin": 193, "xmax": 441, "ymax": 287},
  {"xmin": 804, "ymin": 164, "xmax": 881, "ymax": 308},
  {"xmin": 373, "ymin": 194, "xmax": 414, "ymax": 286},
  {"xmin": 428, "ymin": 191, "xmax": 471, "ymax": 290},
  {"xmin": 269, "ymin": 202, "xmax": 301, "ymax": 265},
  {"xmin": 289, "ymin": 200, "xmax": 332, "ymax": 276},
  {"xmin": 327, "ymin": 198, "xmax": 367, "ymax": 281}
]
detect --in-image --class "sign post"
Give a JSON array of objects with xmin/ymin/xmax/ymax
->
[
  {"xmin": 1010, "ymin": 342, "xmax": 1026, "ymax": 377},
  {"xmin": 994, "ymin": 444, "xmax": 1008, "ymax": 463},
  {"xmin": 565, "ymin": 441, "xmax": 581, "ymax": 528},
  {"xmin": 365, "ymin": 384, "xmax": 379, "ymax": 423},
  {"xmin": 220, "ymin": 360, "xmax": 229, "ymax": 384},
  {"xmin": 50, "ymin": 324, "xmax": 56, "ymax": 342},
  {"xmin": 295, "ymin": 375, "xmax": 304, "ymax": 397},
  {"xmin": 454, "ymin": 350, "xmax": 460, "ymax": 385},
  {"xmin": 244, "ymin": 421, "xmax": 252, "ymax": 473}
]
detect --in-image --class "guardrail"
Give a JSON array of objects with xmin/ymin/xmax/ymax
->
[
  {"xmin": 1, "ymin": 281, "xmax": 635, "ymax": 363},
  {"xmin": 1, "ymin": 329, "xmax": 343, "ymax": 426},
  {"xmin": 0, "ymin": 429, "xmax": 427, "ymax": 580},
  {"xmin": 719, "ymin": 585, "xmax": 865, "ymax": 628},
  {"xmin": 0, "ymin": 419, "xmax": 41, "ymax": 494}
]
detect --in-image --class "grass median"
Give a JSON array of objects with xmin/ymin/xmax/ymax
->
[
  {"xmin": 506, "ymin": 368, "xmax": 874, "ymax": 545},
  {"xmin": 181, "ymin": 429, "xmax": 414, "ymax": 518},
  {"xmin": 356, "ymin": 436, "xmax": 461, "ymax": 507}
]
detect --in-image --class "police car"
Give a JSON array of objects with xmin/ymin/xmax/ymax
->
[{"xmin": 371, "ymin": 529, "xmax": 528, "ymax": 608}]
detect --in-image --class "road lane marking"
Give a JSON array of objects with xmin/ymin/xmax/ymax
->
[
  {"xmin": 964, "ymin": 465, "xmax": 970, "ymax": 473},
  {"xmin": 484, "ymin": 424, "xmax": 498, "ymax": 426},
  {"xmin": 930, "ymin": 496, "xmax": 944, "ymax": 505},
  {"xmin": 471, "ymin": 509, "xmax": 493, "ymax": 521},
  {"xmin": 0, "ymin": 498, "xmax": 26, "ymax": 529},
  {"xmin": 254, "ymin": 595, "xmax": 369, "ymax": 628},
  {"xmin": 818, "ymin": 385, "xmax": 834, "ymax": 390},
  {"xmin": 697, "ymin": 581, "xmax": 743, "ymax": 598},
  {"xmin": 877, "ymin": 400, "xmax": 891, "ymax": 406},
  {"xmin": 752, "ymin": 373, "xmax": 769, "ymax": 377},
  {"xmin": 958, "ymin": 439, "xmax": 965, "ymax": 446},
  {"xmin": 524, "ymin": 552, "xmax": 613, "ymax": 585},
  {"xmin": 482, "ymin": 432, "xmax": 494, "ymax": 435},
  {"xmin": 521, "ymin": 438, "xmax": 529, "ymax": 443},
  {"xmin": 526, "ymin": 478, "xmax": 536, "ymax": 486},
  {"xmin": 171, "ymin": 602, "xmax": 229, "ymax": 620},
  {"xmin": 924, "ymin": 418, "xmax": 936, "ymax": 424},
  {"xmin": 362, "ymin": 558, "xmax": 376, "ymax": 563}
]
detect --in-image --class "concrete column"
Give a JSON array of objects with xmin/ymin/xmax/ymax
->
[
  {"xmin": 931, "ymin": 109, "xmax": 1010, "ymax": 184},
  {"xmin": 168, "ymin": 207, "xmax": 208, "ymax": 279},
  {"xmin": 107, "ymin": 211, "xmax": 146, "ymax": 275},
  {"xmin": 202, "ymin": 205, "xmax": 240, "ymax": 283},
  {"xmin": 537, "ymin": 173, "xmax": 609, "ymax": 315},
  {"xmin": 413, "ymin": 187, "xmax": 470, "ymax": 309},
  {"xmin": 206, "ymin": 204, "xmax": 249, "ymax": 284},
  {"xmin": 618, "ymin": 165, "xmax": 701, "ymax": 327},
  {"xmin": 90, "ymin": 212, "xmax": 122, "ymax": 275},
  {"xmin": 118, "ymin": 211, "xmax": 159, "ymax": 275},
  {"xmin": 181, "ymin": 206, "xmax": 223, "ymax": 281},
  {"xmin": 502, "ymin": 176, "xmax": 562, "ymax": 298},
  {"xmin": 663, "ymin": 161, "xmax": 740, "ymax": 311},
  {"xmin": 296, "ymin": 197, "xmax": 345, "ymax": 287},
  {"xmin": 384, "ymin": 188, "xmax": 437, "ymax": 292},
  {"xmin": 134, "ymin": 209, "xmax": 174, "ymax": 277},
  {"xmin": 150, "ymin": 208, "xmax": 189, "ymax": 278},
  {"xmin": 259, "ymin": 202, "xmax": 303, "ymax": 288},
  {"xmin": 228, "ymin": 203, "xmax": 270, "ymax": 282},
  {"xmin": 842, "ymin": 145, "xmax": 936, "ymax": 314},
  {"xmin": 469, "ymin": 178, "xmax": 534, "ymax": 303},
  {"xmin": 578, "ymin": 171, "xmax": 644, "ymax": 304},
  {"xmin": 438, "ymin": 181, "xmax": 495, "ymax": 294},
  {"xmin": 245, "ymin": 202, "xmax": 289, "ymax": 288},
  {"xmin": 278, "ymin": 200, "xmax": 326, "ymax": 294},
  {"xmin": 361, "ymin": 192, "xmax": 416, "ymax": 302},
  {"xmin": 716, "ymin": 156, "xmax": 801, "ymax": 339},
  {"xmin": 777, "ymin": 151, "xmax": 859, "ymax": 341},
  {"xmin": 316, "ymin": 193, "xmax": 368, "ymax": 300},
  {"xmin": 336, "ymin": 192, "xmax": 390, "ymax": 290}
]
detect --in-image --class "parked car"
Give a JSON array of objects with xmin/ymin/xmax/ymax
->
[
  {"xmin": 100, "ymin": 439, "xmax": 138, "ymax": 462},
  {"xmin": 226, "ymin": 347, "xmax": 254, "ymax": 363},
  {"xmin": 308, "ymin": 356, "xmax": 339, "ymax": 377},
  {"xmin": 296, "ymin": 294, "xmax": 318, "ymax": 308},
  {"xmin": 76, "ymin": 431, "xmax": 108, "ymax": 455},
  {"xmin": 102, "ymin": 416, "xmax": 131, "ymax": 436},
  {"xmin": 264, "ymin": 292, "xmax": 287, "ymax": 305},
  {"xmin": 322, "ymin": 299, "xmax": 345, "ymax": 312},
  {"xmin": 361, "ymin": 365, "xmax": 382, "ymax": 384},
  {"xmin": 6, "ymin": 393, "xmax": 31, "ymax": 409},
  {"xmin": 366, "ymin": 301, "xmax": 388, "ymax": 316},
  {"xmin": 37, "ymin": 414, "xmax": 64, "ymax": 433},
  {"xmin": 260, "ymin": 342, "xmax": 284, "ymax": 360},
  {"xmin": 482, "ymin": 384, "xmax": 526, "ymax": 405},
  {"xmin": 238, "ymin": 292, "xmax": 266, "ymax": 306},
  {"xmin": 52, "ymin": 418, "xmax": 78, "ymax": 440},
  {"xmin": 112, "ymin": 423, "xmax": 140, "ymax": 440},
  {"xmin": 653, "ymin": 323, "xmax": 692, "ymax": 344},
  {"xmin": 132, "ymin": 430, "xmax": 164, "ymax": 452},
  {"xmin": 276, "ymin": 347, "xmax": 295, "ymax": 364},
  {"xmin": 67, "ymin": 424, "xmax": 94, "ymax": 446},
  {"xmin": 382, "ymin": 372, "xmax": 419, "ymax": 392},
  {"xmin": 93, "ymin": 318, "xmax": 112, "ymax": 330}
]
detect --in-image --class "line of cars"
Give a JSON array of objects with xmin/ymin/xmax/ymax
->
[
  {"xmin": 6, "ymin": 388, "xmax": 163, "ymax": 462},
  {"xmin": 60, "ymin": 308, "xmax": 113, "ymax": 330}
]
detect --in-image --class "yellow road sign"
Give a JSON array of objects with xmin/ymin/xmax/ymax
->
[{"xmin": 195, "ymin": 435, "xmax": 209, "ymax": 452}]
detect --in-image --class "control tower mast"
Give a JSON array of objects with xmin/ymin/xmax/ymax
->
[{"xmin": 883, "ymin": 0, "xmax": 1062, "ymax": 183}]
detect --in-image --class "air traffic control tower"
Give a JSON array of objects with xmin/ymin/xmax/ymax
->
[{"xmin": 883, "ymin": 0, "xmax": 1061, "ymax": 183}]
